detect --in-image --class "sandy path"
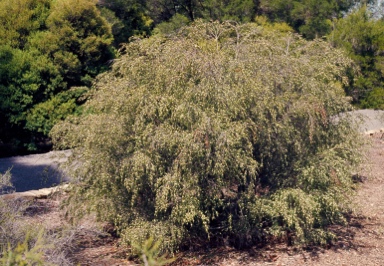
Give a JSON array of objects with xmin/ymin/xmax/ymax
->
[
  {"xmin": 338, "ymin": 109, "xmax": 384, "ymax": 134},
  {"xmin": 309, "ymin": 136, "xmax": 384, "ymax": 265}
]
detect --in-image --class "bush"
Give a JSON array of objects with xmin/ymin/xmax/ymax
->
[
  {"xmin": 0, "ymin": 169, "xmax": 14, "ymax": 195},
  {"xmin": 1, "ymin": 231, "xmax": 46, "ymax": 266},
  {"xmin": 0, "ymin": 0, "xmax": 115, "ymax": 154},
  {"xmin": 52, "ymin": 21, "xmax": 365, "ymax": 253}
]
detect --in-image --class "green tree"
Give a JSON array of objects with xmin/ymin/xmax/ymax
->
[
  {"xmin": 0, "ymin": 0, "xmax": 114, "ymax": 154},
  {"xmin": 260, "ymin": 0, "xmax": 364, "ymax": 39},
  {"xmin": 98, "ymin": 0, "xmax": 152, "ymax": 45},
  {"xmin": 0, "ymin": 45, "xmax": 64, "ymax": 151},
  {"xmin": 146, "ymin": 0, "xmax": 201, "ymax": 22},
  {"xmin": 44, "ymin": 0, "xmax": 114, "ymax": 87},
  {"xmin": 152, "ymin": 13, "xmax": 189, "ymax": 35},
  {"xmin": 330, "ymin": 5, "xmax": 384, "ymax": 108},
  {"xmin": 52, "ymin": 21, "xmax": 364, "ymax": 253},
  {"xmin": 202, "ymin": 0, "xmax": 259, "ymax": 22},
  {"xmin": 0, "ymin": 0, "xmax": 51, "ymax": 48}
]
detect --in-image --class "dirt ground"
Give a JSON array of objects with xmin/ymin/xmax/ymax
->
[{"xmin": 22, "ymin": 133, "xmax": 384, "ymax": 265}]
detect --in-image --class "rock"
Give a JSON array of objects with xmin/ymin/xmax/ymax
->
[{"xmin": 0, "ymin": 184, "xmax": 70, "ymax": 201}]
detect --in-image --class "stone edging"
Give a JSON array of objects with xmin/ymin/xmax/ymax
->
[{"xmin": 0, "ymin": 184, "xmax": 70, "ymax": 200}]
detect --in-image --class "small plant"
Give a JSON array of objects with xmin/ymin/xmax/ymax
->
[
  {"xmin": 133, "ymin": 237, "xmax": 175, "ymax": 266},
  {"xmin": 0, "ymin": 169, "xmax": 14, "ymax": 195},
  {"xmin": 0, "ymin": 231, "xmax": 47, "ymax": 266}
]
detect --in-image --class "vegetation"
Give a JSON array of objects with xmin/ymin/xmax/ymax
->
[
  {"xmin": 1, "ymin": 231, "xmax": 47, "ymax": 266},
  {"xmin": 52, "ymin": 21, "xmax": 365, "ymax": 254},
  {"xmin": 0, "ymin": 0, "xmax": 382, "ymax": 157},
  {"xmin": 0, "ymin": 170, "xmax": 46, "ymax": 265},
  {"xmin": 0, "ymin": 0, "xmax": 114, "ymax": 155},
  {"xmin": 99, "ymin": 0, "xmax": 368, "ymax": 40},
  {"xmin": 0, "ymin": 170, "xmax": 91, "ymax": 265},
  {"xmin": 330, "ymin": 5, "xmax": 384, "ymax": 108},
  {"xmin": 0, "ymin": 0, "xmax": 382, "ymax": 261},
  {"xmin": 133, "ymin": 237, "xmax": 176, "ymax": 266},
  {"xmin": 259, "ymin": 0, "xmax": 359, "ymax": 39}
]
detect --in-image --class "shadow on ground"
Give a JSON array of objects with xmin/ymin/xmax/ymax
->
[{"xmin": 0, "ymin": 151, "xmax": 70, "ymax": 192}]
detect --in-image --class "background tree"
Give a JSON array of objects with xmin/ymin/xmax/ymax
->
[
  {"xmin": 52, "ymin": 21, "xmax": 364, "ymax": 254},
  {"xmin": 98, "ymin": 0, "xmax": 152, "ymax": 45},
  {"xmin": 0, "ymin": 0, "xmax": 114, "ymax": 155},
  {"xmin": 330, "ymin": 5, "xmax": 384, "ymax": 108},
  {"xmin": 259, "ymin": 0, "xmax": 364, "ymax": 39}
]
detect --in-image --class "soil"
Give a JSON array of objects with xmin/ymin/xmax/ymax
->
[{"xmin": 12, "ymin": 132, "xmax": 384, "ymax": 265}]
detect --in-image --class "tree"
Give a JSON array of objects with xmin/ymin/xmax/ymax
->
[
  {"xmin": 99, "ymin": 0, "xmax": 369, "ymax": 41},
  {"xmin": 98, "ymin": 0, "xmax": 152, "ymax": 45},
  {"xmin": 201, "ymin": 0, "xmax": 259, "ymax": 22},
  {"xmin": 52, "ymin": 21, "xmax": 364, "ymax": 253},
  {"xmin": 0, "ymin": 0, "xmax": 51, "ymax": 48},
  {"xmin": 330, "ymin": 5, "xmax": 384, "ymax": 108},
  {"xmin": 0, "ymin": 0, "xmax": 114, "ymax": 154},
  {"xmin": 0, "ymin": 45, "xmax": 64, "ymax": 151},
  {"xmin": 260, "ymin": 0, "xmax": 365, "ymax": 39},
  {"xmin": 44, "ymin": 0, "xmax": 114, "ymax": 86}
]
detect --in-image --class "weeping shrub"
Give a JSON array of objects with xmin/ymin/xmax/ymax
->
[{"xmin": 51, "ymin": 21, "xmax": 365, "ymax": 253}]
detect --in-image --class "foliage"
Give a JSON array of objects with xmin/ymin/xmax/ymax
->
[
  {"xmin": 97, "ymin": 0, "xmax": 373, "ymax": 42},
  {"xmin": 52, "ymin": 22, "xmax": 361, "ymax": 252},
  {"xmin": 361, "ymin": 88, "xmax": 384, "ymax": 109},
  {"xmin": 153, "ymin": 14, "xmax": 190, "ymax": 35},
  {"xmin": 145, "ymin": 0, "xmax": 258, "ymax": 24},
  {"xmin": 0, "ymin": 170, "xmax": 14, "ymax": 195},
  {"xmin": 45, "ymin": 0, "xmax": 114, "ymax": 86},
  {"xmin": 329, "ymin": 5, "xmax": 384, "ymax": 108},
  {"xmin": 0, "ymin": 231, "xmax": 47, "ymax": 266},
  {"xmin": 132, "ymin": 237, "xmax": 175, "ymax": 266},
  {"xmin": 0, "ymin": 0, "xmax": 114, "ymax": 155},
  {"xmin": 98, "ymin": 0, "xmax": 153, "ymax": 45},
  {"xmin": 25, "ymin": 87, "xmax": 88, "ymax": 136},
  {"xmin": 52, "ymin": 21, "xmax": 364, "ymax": 254},
  {"xmin": 259, "ymin": 0, "xmax": 365, "ymax": 39},
  {"xmin": 201, "ymin": 0, "xmax": 258, "ymax": 22},
  {"xmin": 0, "ymin": 0, "xmax": 51, "ymax": 48}
]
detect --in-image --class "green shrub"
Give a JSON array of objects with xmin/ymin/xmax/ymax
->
[
  {"xmin": 132, "ymin": 236, "xmax": 175, "ymax": 266},
  {"xmin": 52, "ymin": 21, "xmax": 365, "ymax": 253},
  {"xmin": 361, "ymin": 87, "xmax": 384, "ymax": 109},
  {"xmin": 0, "ymin": 231, "xmax": 47, "ymax": 266},
  {"xmin": 0, "ymin": 169, "xmax": 14, "ymax": 195}
]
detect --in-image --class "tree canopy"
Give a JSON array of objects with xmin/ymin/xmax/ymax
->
[
  {"xmin": 330, "ymin": 5, "xmax": 384, "ymax": 108},
  {"xmin": 98, "ymin": 0, "xmax": 369, "ymax": 42},
  {"xmin": 259, "ymin": 0, "xmax": 361, "ymax": 39},
  {"xmin": 0, "ymin": 0, "xmax": 114, "ymax": 155},
  {"xmin": 52, "ymin": 21, "xmax": 365, "ymax": 253}
]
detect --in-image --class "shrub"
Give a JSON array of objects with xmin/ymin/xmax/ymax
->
[
  {"xmin": 0, "ymin": 169, "xmax": 14, "ymax": 195},
  {"xmin": 52, "ymin": 21, "xmax": 365, "ymax": 253},
  {"xmin": 0, "ymin": 231, "xmax": 46, "ymax": 266}
]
